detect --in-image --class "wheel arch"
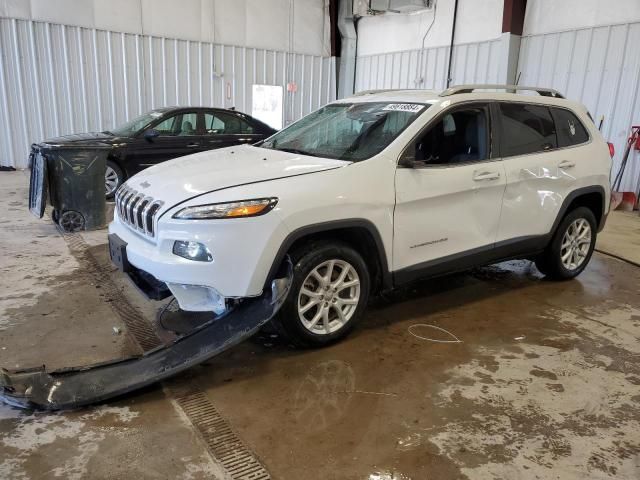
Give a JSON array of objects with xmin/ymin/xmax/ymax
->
[
  {"xmin": 106, "ymin": 154, "xmax": 127, "ymax": 180},
  {"xmin": 551, "ymin": 186, "xmax": 606, "ymax": 235},
  {"xmin": 264, "ymin": 219, "xmax": 392, "ymax": 294}
]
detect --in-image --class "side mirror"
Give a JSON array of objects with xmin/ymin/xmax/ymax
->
[
  {"xmin": 398, "ymin": 150, "xmax": 416, "ymax": 168},
  {"xmin": 144, "ymin": 129, "xmax": 160, "ymax": 141}
]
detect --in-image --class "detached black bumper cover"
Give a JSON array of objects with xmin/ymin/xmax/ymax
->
[{"xmin": 0, "ymin": 271, "xmax": 291, "ymax": 410}]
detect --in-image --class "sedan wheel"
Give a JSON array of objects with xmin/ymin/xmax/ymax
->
[
  {"xmin": 297, "ymin": 259, "xmax": 361, "ymax": 335},
  {"xmin": 105, "ymin": 163, "xmax": 121, "ymax": 197}
]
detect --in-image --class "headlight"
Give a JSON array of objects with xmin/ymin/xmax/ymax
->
[
  {"xmin": 173, "ymin": 241, "xmax": 213, "ymax": 262},
  {"xmin": 172, "ymin": 198, "xmax": 278, "ymax": 220}
]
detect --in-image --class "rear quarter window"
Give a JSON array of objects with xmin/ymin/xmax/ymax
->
[{"xmin": 551, "ymin": 108, "xmax": 590, "ymax": 147}]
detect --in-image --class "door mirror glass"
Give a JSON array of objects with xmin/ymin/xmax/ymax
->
[
  {"xmin": 144, "ymin": 129, "xmax": 160, "ymax": 140},
  {"xmin": 398, "ymin": 149, "xmax": 416, "ymax": 168}
]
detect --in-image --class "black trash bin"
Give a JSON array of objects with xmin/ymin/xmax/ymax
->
[{"xmin": 28, "ymin": 142, "xmax": 111, "ymax": 232}]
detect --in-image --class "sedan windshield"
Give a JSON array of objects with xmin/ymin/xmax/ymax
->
[
  {"xmin": 259, "ymin": 102, "xmax": 429, "ymax": 161},
  {"xmin": 109, "ymin": 110, "xmax": 166, "ymax": 137}
]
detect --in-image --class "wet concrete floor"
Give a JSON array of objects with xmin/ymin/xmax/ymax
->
[{"xmin": 1, "ymin": 171, "xmax": 639, "ymax": 479}]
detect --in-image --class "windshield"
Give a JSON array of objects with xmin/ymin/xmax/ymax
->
[
  {"xmin": 259, "ymin": 102, "xmax": 429, "ymax": 161},
  {"xmin": 109, "ymin": 110, "xmax": 166, "ymax": 137}
]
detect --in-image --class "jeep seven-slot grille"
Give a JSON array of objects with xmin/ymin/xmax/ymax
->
[{"xmin": 115, "ymin": 185, "xmax": 164, "ymax": 238}]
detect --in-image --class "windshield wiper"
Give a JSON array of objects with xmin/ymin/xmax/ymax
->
[{"xmin": 276, "ymin": 147, "xmax": 319, "ymax": 157}]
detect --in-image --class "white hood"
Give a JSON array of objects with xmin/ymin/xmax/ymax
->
[{"xmin": 124, "ymin": 144, "xmax": 349, "ymax": 207}]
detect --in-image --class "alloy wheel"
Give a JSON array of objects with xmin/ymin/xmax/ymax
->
[
  {"xmin": 560, "ymin": 218, "xmax": 592, "ymax": 271},
  {"xmin": 297, "ymin": 259, "xmax": 361, "ymax": 335},
  {"xmin": 105, "ymin": 165, "xmax": 120, "ymax": 196}
]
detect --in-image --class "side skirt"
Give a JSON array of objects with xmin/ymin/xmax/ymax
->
[{"xmin": 392, "ymin": 235, "xmax": 549, "ymax": 287}]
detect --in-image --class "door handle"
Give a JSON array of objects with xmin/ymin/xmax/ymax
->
[
  {"xmin": 186, "ymin": 143, "xmax": 200, "ymax": 148},
  {"xmin": 558, "ymin": 160, "xmax": 575, "ymax": 169},
  {"xmin": 473, "ymin": 171, "xmax": 501, "ymax": 181}
]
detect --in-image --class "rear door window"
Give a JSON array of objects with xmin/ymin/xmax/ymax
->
[
  {"xmin": 551, "ymin": 108, "xmax": 589, "ymax": 147},
  {"xmin": 204, "ymin": 112, "xmax": 254, "ymax": 135},
  {"xmin": 498, "ymin": 103, "xmax": 557, "ymax": 157}
]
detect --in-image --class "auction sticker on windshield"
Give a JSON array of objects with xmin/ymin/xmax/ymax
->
[{"xmin": 382, "ymin": 103, "xmax": 425, "ymax": 113}]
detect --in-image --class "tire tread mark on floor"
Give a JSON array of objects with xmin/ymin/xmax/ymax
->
[{"xmin": 62, "ymin": 232, "xmax": 162, "ymax": 351}]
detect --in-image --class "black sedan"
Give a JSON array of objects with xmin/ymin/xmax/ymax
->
[{"xmin": 39, "ymin": 107, "xmax": 277, "ymax": 198}]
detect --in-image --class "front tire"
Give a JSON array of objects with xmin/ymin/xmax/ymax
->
[
  {"xmin": 535, "ymin": 206, "xmax": 597, "ymax": 280},
  {"xmin": 272, "ymin": 241, "xmax": 370, "ymax": 348}
]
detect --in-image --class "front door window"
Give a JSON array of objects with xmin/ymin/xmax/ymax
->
[
  {"xmin": 153, "ymin": 112, "xmax": 199, "ymax": 136},
  {"xmin": 407, "ymin": 106, "xmax": 490, "ymax": 166}
]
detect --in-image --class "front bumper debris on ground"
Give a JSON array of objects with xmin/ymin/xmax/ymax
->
[{"xmin": 0, "ymin": 266, "xmax": 291, "ymax": 411}]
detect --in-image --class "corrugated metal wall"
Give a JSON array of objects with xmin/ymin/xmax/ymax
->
[
  {"xmin": 518, "ymin": 22, "xmax": 640, "ymax": 193},
  {"xmin": 0, "ymin": 17, "xmax": 337, "ymax": 169},
  {"xmin": 356, "ymin": 23, "xmax": 640, "ymax": 193},
  {"xmin": 355, "ymin": 39, "xmax": 503, "ymax": 92}
]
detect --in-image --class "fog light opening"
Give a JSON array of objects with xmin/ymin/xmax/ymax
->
[{"xmin": 173, "ymin": 241, "xmax": 213, "ymax": 262}]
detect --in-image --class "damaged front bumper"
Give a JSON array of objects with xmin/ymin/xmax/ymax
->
[
  {"xmin": 0, "ymin": 265, "xmax": 291, "ymax": 411},
  {"xmin": 109, "ymin": 232, "xmax": 232, "ymax": 314},
  {"xmin": 126, "ymin": 265, "xmax": 228, "ymax": 315}
]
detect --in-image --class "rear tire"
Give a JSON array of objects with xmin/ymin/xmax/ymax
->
[
  {"xmin": 535, "ymin": 206, "xmax": 597, "ymax": 280},
  {"xmin": 272, "ymin": 241, "xmax": 370, "ymax": 348},
  {"xmin": 105, "ymin": 160, "xmax": 123, "ymax": 199}
]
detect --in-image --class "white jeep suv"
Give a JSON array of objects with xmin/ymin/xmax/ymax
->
[{"xmin": 109, "ymin": 85, "xmax": 612, "ymax": 347}]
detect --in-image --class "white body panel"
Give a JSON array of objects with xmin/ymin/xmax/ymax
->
[
  {"xmin": 394, "ymin": 160, "xmax": 506, "ymax": 270},
  {"xmin": 109, "ymin": 88, "xmax": 611, "ymax": 312},
  {"xmin": 121, "ymin": 144, "xmax": 350, "ymax": 209},
  {"xmin": 497, "ymin": 109, "xmax": 611, "ymax": 242},
  {"xmin": 109, "ymin": 151, "xmax": 397, "ymax": 299}
]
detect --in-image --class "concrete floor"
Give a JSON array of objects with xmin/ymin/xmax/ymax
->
[
  {"xmin": 597, "ymin": 210, "xmax": 640, "ymax": 266},
  {"xmin": 1, "ymin": 169, "xmax": 640, "ymax": 479}
]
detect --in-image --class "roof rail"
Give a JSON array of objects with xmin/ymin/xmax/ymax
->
[
  {"xmin": 440, "ymin": 84, "xmax": 565, "ymax": 99},
  {"xmin": 352, "ymin": 89, "xmax": 400, "ymax": 96}
]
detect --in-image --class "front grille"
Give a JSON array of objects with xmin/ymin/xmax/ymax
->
[{"xmin": 115, "ymin": 185, "xmax": 163, "ymax": 238}]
